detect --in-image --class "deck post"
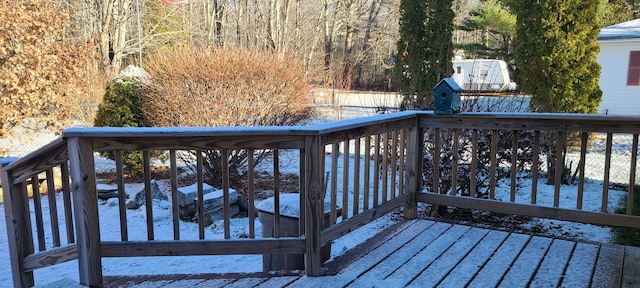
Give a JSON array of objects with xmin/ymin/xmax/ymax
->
[
  {"xmin": 304, "ymin": 135, "xmax": 324, "ymax": 276},
  {"xmin": 403, "ymin": 120, "xmax": 423, "ymax": 220},
  {"xmin": 1, "ymin": 167, "xmax": 35, "ymax": 287},
  {"xmin": 67, "ymin": 137, "xmax": 103, "ymax": 286}
]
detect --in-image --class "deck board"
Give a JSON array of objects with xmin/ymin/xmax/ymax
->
[
  {"xmin": 529, "ymin": 239, "xmax": 575, "ymax": 287},
  {"xmin": 560, "ymin": 242, "xmax": 599, "ymax": 287},
  {"xmin": 592, "ymin": 244, "xmax": 624, "ymax": 287},
  {"xmin": 437, "ymin": 229, "xmax": 509, "ymax": 287},
  {"xmin": 346, "ymin": 221, "xmax": 451, "ymax": 287},
  {"xmin": 499, "ymin": 235, "xmax": 552, "ymax": 287},
  {"xmin": 622, "ymin": 245, "xmax": 640, "ymax": 288},
  {"xmin": 383, "ymin": 224, "xmax": 470, "ymax": 286},
  {"xmin": 467, "ymin": 233, "xmax": 530, "ymax": 287},
  {"xmin": 408, "ymin": 226, "xmax": 489, "ymax": 287},
  {"xmin": 96, "ymin": 220, "xmax": 640, "ymax": 288}
]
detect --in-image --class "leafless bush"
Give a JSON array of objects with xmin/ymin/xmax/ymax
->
[
  {"xmin": 422, "ymin": 95, "xmax": 534, "ymax": 201},
  {"xmin": 140, "ymin": 46, "xmax": 314, "ymax": 188}
]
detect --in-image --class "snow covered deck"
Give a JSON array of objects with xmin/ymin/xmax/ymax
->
[
  {"xmin": 100, "ymin": 219, "xmax": 640, "ymax": 287},
  {"xmin": 5, "ymin": 111, "xmax": 640, "ymax": 287}
]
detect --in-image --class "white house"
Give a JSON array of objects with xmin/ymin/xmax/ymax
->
[{"xmin": 597, "ymin": 18, "xmax": 640, "ymax": 115}]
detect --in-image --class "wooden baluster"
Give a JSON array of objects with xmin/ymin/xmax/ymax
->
[
  {"xmin": 222, "ymin": 149, "xmax": 231, "ymax": 239},
  {"xmin": 330, "ymin": 143, "xmax": 338, "ymax": 224},
  {"xmin": 602, "ymin": 133, "xmax": 613, "ymax": 212},
  {"xmin": 115, "ymin": 150, "xmax": 128, "ymax": 241},
  {"xmin": 170, "ymin": 150, "xmax": 180, "ymax": 240},
  {"xmin": 248, "ymin": 149, "xmax": 256, "ymax": 239},
  {"xmin": 364, "ymin": 136, "xmax": 371, "ymax": 211},
  {"xmin": 353, "ymin": 137, "xmax": 361, "ymax": 215},
  {"xmin": 196, "ymin": 150, "xmax": 205, "ymax": 239},
  {"xmin": 342, "ymin": 140, "xmax": 349, "ymax": 219},
  {"xmin": 489, "ymin": 130, "xmax": 498, "ymax": 200},
  {"xmin": 46, "ymin": 168, "xmax": 60, "ymax": 247},
  {"xmin": 554, "ymin": 131, "xmax": 565, "ymax": 208},
  {"xmin": 433, "ymin": 128, "xmax": 441, "ymax": 194},
  {"xmin": 60, "ymin": 161, "xmax": 74, "ymax": 244},
  {"xmin": 273, "ymin": 149, "xmax": 280, "ymax": 238},
  {"xmin": 532, "ymin": 131, "xmax": 540, "ymax": 204},
  {"xmin": 31, "ymin": 175, "xmax": 46, "ymax": 251},
  {"xmin": 628, "ymin": 134, "xmax": 638, "ymax": 215},
  {"xmin": 577, "ymin": 132, "xmax": 588, "ymax": 210},
  {"xmin": 143, "ymin": 150, "xmax": 154, "ymax": 240},
  {"xmin": 471, "ymin": 129, "xmax": 478, "ymax": 198},
  {"xmin": 510, "ymin": 131, "xmax": 519, "ymax": 202},
  {"xmin": 373, "ymin": 135, "xmax": 381, "ymax": 207},
  {"xmin": 382, "ymin": 132, "xmax": 389, "ymax": 202},
  {"xmin": 391, "ymin": 131, "xmax": 398, "ymax": 199},
  {"xmin": 451, "ymin": 129, "xmax": 459, "ymax": 196},
  {"xmin": 398, "ymin": 130, "xmax": 406, "ymax": 195}
]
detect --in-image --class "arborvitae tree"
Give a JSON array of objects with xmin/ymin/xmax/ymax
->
[
  {"xmin": 598, "ymin": 0, "xmax": 635, "ymax": 27},
  {"xmin": 513, "ymin": 0, "xmax": 602, "ymax": 113},
  {"xmin": 395, "ymin": 0, "xmax": 455, "ymax": 110}
]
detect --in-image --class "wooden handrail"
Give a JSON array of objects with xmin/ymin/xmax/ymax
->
[{"xmin": 3, "ymin": 111, "xmax": 640, "ymax": 287}]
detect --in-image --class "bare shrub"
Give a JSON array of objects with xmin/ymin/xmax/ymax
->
[
  {"xmin": 0, "ymin": 0, "xmax": 95, "ymax": 138},
  {"xmin": 422, "ymin": 95, "xmax": 535, "ymax": 215},
  {"xmin": 140, "ymin": 46, "xmax": 313, "ymax": 188}
]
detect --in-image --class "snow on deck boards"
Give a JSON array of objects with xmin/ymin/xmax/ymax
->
[{"xmin": 100, "ymin": 220, "xmax": 637, "ymax": 288}]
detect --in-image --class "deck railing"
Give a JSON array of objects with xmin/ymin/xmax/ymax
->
[{"xmin": 2, "ymin": 111, "xmax": 640, "ymax": 287}]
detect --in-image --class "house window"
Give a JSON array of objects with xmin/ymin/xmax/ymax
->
[{"xmin": 628, "ymin": 51, "xmax": 640, "ymax": 86}]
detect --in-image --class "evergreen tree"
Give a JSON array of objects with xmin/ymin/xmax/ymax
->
[
  {"xmin": 513, "ymin": 0, "xmax": 602, "ymax": 113},
  {"xmin": 458, "ymin": 0, "xmax": 516, "ymax": 61},
  {"xmin": 598, "ymin": 0, "xmax": 634, "ymax": 27},
  {"xmin": 395, "ymin": 0, "xmax": 455, "ymax": 110}
]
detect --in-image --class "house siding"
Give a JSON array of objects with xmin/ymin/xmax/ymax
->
[{"xmin": 597, "ymin": 40, "xmax": 640, "ymax": 115}]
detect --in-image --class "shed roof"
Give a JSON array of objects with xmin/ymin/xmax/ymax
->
[{"xmin": 598, "ymin": 18, "xmax": 640, "ymax": 41}]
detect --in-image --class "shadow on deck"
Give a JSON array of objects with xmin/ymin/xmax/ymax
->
[{"xmin": 93, "ymin": 219, "xmax": 640, "ymax": 288}]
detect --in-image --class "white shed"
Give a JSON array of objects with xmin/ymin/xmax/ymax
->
[
  {"xmin": 451, "ymin": 59, "xmax": 514, "ymax": 91},
  {"xmin": 597, "ymin": 19, "xmax": 640, "ymax": 116}
]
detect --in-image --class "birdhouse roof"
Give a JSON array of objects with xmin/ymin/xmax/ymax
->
[{"xmin": 434, "ymin": 78, "xmax": 462, "ymax": 92}]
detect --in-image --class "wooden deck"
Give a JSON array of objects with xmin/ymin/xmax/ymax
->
[{"xmin": 97, "ymin": 219, "xmax": 640, "ymax": 288}]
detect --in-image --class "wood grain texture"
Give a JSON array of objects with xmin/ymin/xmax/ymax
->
[
  {"xmin": 5, "ymin": 138, "xmax": 68, "ymax": 185},
  {"xmin": 402, "ymin": 125, "xmax": 422, "ymax": 220},
  {"xmin": 592, "ymin": 244, "xmax": 624, "ymax": 287},
  {"xmin": 304, "ymin": 135, "xmax": 324, "ymax": 276},
  {"xmin": 45, "ymin": 168, "xmax": 61, "ymax": 247},
  {"xmin": 1, "ymin": 174, "xmax": 35, "ymax": 287},
  {"xmin": 622, "ymin": 245, "xmax": 640, "ymax": 288},
  {"xmin": 60, "ymin": 162, "xmax": 75, "ymax": 244},
  {"xmin": 115, "ymin": 150, "xmax": 128, "ymax": 242},
  {"xmin": 101, "ymin": 239, "xmax": 306, "ymax": 257},
  {"xmin": 418, "ymin": 112, "xmax": 640, "ymax": 133},
  {"xmin": 67, "ymin": 136, "xmax": 103, "ymax": 286},
  {"xmin": 23, "ymin": 244, "xmax": 77, "ymax": 271},
  {"xmin": 417, "ymin": 192, "xmax": 640, "ymax": 228},
  {"xmin": 320, "ymin": 194, "xmax": 410, "ymax": 246}
]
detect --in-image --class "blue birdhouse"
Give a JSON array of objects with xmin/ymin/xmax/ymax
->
[{"xmin": 433, "ymin": 78, "xmax": 462, "ymax": 115}]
